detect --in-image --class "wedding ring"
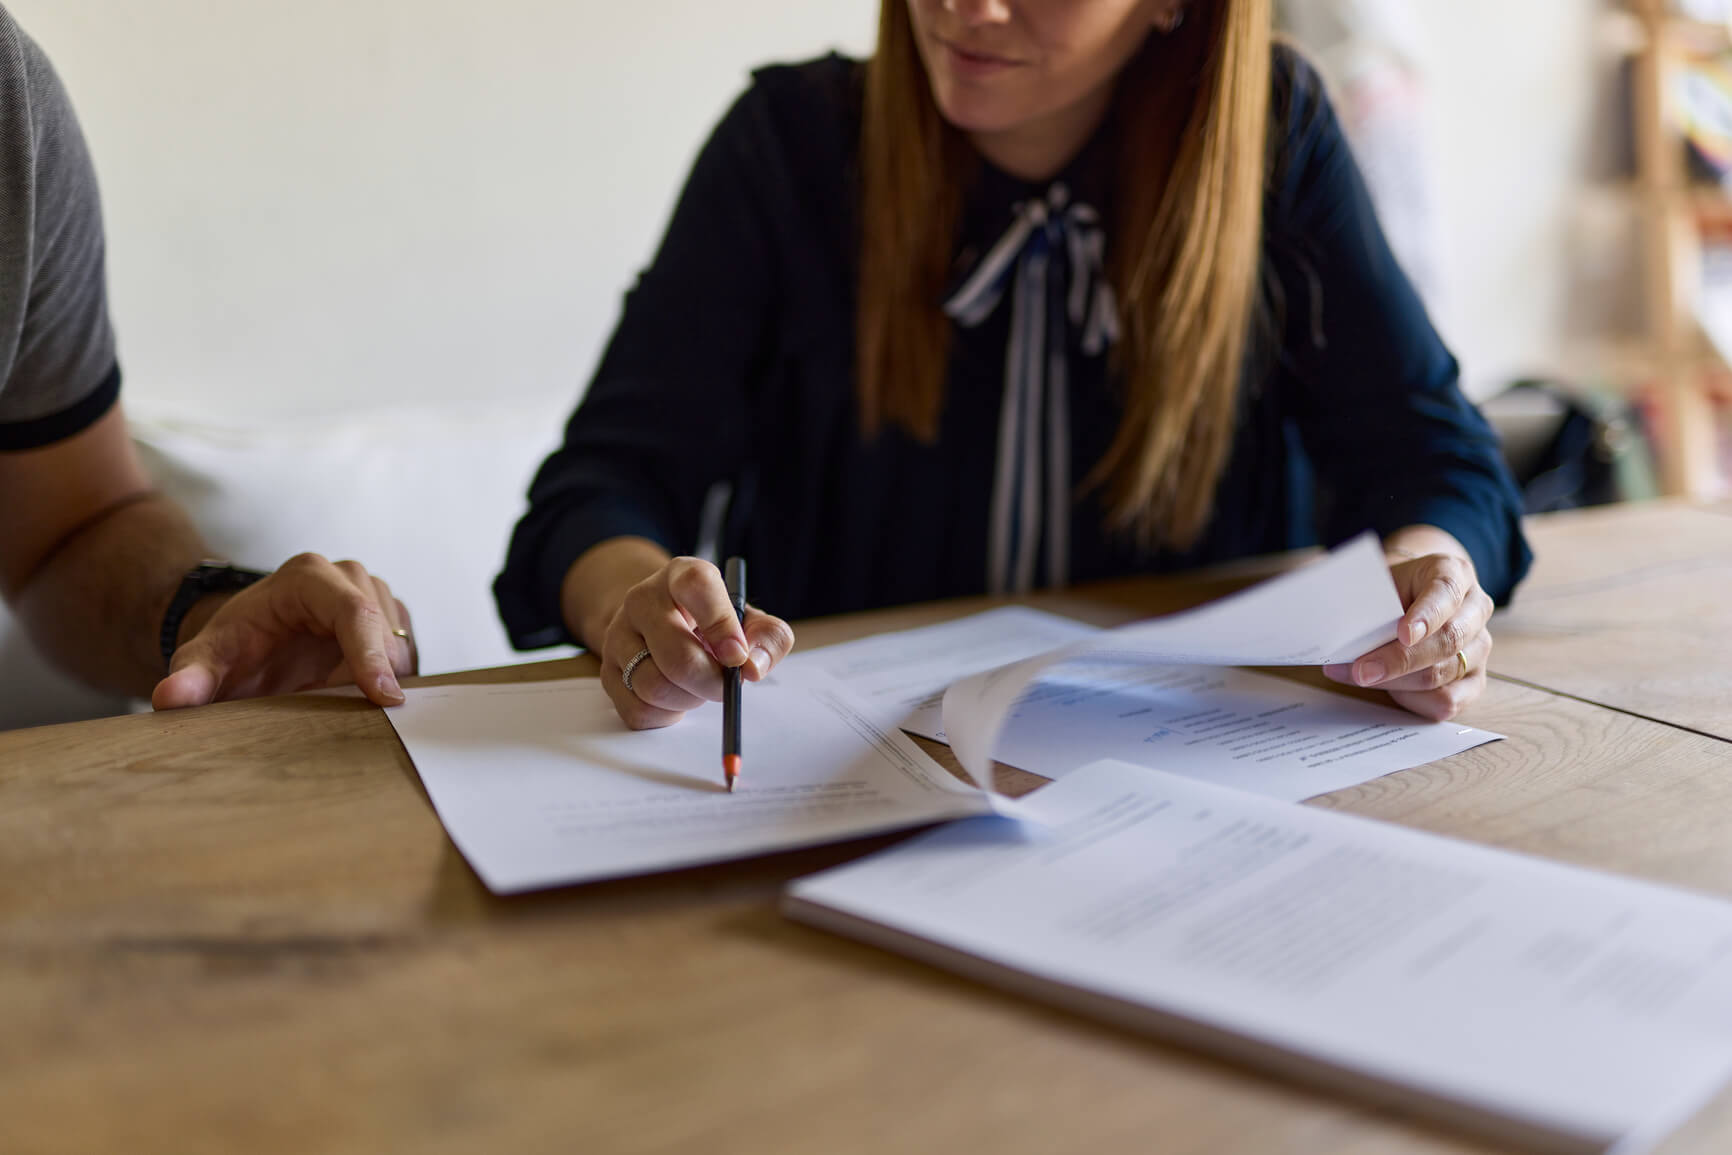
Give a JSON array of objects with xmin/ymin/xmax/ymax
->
[
  {"xmin": 1456, "ymin": 649, "xmax": 1469, "ymax": 681},
  {"xmin": 621, "ymin": 647, "xmax": 653, "ymax": 694},
  {"xmin": 391, "ymin": 628, "xmax": 410, "ymax": 639}
]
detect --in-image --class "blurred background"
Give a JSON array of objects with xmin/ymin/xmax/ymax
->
[{"xmin": 2, "ymin": 0, "xmax": 1727, "ymax": 725}]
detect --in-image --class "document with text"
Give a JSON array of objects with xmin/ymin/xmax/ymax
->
[
  {"xmin": 787, "ymin": 760, "xmax": 1732, "ymax": 1154},
  {"xmin": 915, "ymin": 661, "xmax": 1498, "ymax": 802},
  {"xmin": 387, "ymin": 676, "xmax": 989, "ymax": 894},
  {"xmin": 801, "ymin": 604, "xmax": 1498, "ymax": 803},
  {"xmin": 941, "ymin": 534, "xmax": 1409, "ymax": 793}
]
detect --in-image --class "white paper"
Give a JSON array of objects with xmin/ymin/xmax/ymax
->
[
  {"xmin": 386, "ymin": 675, "xmax": 989, "ymax": 893},
  {"xmin": 785, "ymin": 606, "xmax": 1101, "ymax": 721},
  {"xmin": 942, "ymin": 534, "xmax": 1405, "ymax": 793},
  {"xmin": 787, "ymin": 760, "xmax": 1732, "ymax": 1153},
  {"xmin": 909, "ymin": 662, "xmax": 1499, "ymax": 802}
]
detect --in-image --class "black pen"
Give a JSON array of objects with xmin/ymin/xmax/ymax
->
[{"xmin": 722, "ymin": 556, "xmax": 746, "ymax": 793}]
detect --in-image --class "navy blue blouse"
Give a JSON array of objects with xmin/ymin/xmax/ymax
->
[{"xmin": 496, "ymin": 49, "xmax": 1531, "ymax": 649}]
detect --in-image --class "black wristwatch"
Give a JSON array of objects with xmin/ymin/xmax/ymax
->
[{"xmin": 159, "ymin": 561, "xmax": 270, "ymax": 671}]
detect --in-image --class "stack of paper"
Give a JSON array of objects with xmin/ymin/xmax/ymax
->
[
  {"xmin": 388, "ymin": 535, "xmax": 1500, "ymax": 887},
  {"xmin": 786, "ymin": 761, "xmax": 1732, "ymax": 1154},
  {"xmin": 384, "ymin": 535, "xmax": 1732, "ymax": 1147}
]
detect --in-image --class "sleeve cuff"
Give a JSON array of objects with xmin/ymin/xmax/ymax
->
[
  {"xmin": 1348, "ymin": 494, "xmax": 1534, "ymax": 607},
  {"xmin": 0, "ymin": 364, "xmax": 121, "ymax": 451},
  {"xmin": 494, "ymin": 495, "xmax": 679, "ymax": 651}
]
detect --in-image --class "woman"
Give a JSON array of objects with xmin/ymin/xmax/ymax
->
[{"xmin": 496, "ymin": 0, "xmax": 1531, "ymax": 729}]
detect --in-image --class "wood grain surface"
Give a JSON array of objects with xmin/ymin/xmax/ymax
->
[
  {"xmin": 4, "ymin": 525, "xmax": 1732, "ymax": 1155},
  {"xmin": 1493, "ymin": 500, "xmax": 1732, "ymax": 738}
]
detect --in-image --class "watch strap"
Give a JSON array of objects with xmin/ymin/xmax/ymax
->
[{"xmin": 159, "ymin": 562, "xmax": 270, "ymax": 672}]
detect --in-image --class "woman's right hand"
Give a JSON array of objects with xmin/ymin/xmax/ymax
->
[{"xmin": 597, "ymin": 556, "xmax": 796, "ymax": 729}]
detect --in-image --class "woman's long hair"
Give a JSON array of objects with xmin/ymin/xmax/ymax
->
[{"xmin": 857, "ymin": 0, "xmax": 1272, "ymax": 548}]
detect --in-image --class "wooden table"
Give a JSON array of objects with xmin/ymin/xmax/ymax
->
[
  {"xmin": 6, "ymin": 504, "xmax": 1732, "ymax": 1155},
  {"xmin": 1494, "ymin": 500, "xmax": 1732, "ymax": 739}
]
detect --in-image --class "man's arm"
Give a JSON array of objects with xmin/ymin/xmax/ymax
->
[
  {"xmin": 0, "ymin": 404, "xmax": 192, "ymax": 695},
  {"xmin": 0, "ymin": 19, "xmax": 415, "ymax": 711},
  {"xmin": 0, "ymin": 403, "xmax": 416, "ymax": 706}
]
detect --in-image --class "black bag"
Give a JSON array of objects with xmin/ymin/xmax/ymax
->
[{"xmin": 1480, "ymin": 380, "xmax": 1656, "ymax": 513}]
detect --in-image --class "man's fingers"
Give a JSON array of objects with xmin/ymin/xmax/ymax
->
[
  {"xmin": 299, "ymin": 556, "xmax": 402, "ymax": 705},
  {"xmin": 393, "ymin": 598, "xmax": 419, "ymax": 675},
  {"xmin": 742, "ymin": 609, "xmax": 796, "ymax": 681},
  {"xmin": 365, "ymin": 574, "xmax": 415, "ymax": 676},
  {"xmin": 150, "ymin": 663, "xmax": 221, "ymax": 710},
  {"xmin": 149, "ymin": 615, "xmax": 268, "ymax": 708},
  {"xmin": 664, "ymin": 557, "xmax": 747, "ymax": 667}
]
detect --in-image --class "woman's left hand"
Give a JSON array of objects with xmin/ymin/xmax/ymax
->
[{"xmin": 1323, "ymin": 550, "xmax": 1493, "ymax": 721}]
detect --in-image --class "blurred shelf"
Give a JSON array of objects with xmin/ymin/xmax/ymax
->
[
  {"xmin": 1588, "ymin": 3, "xmax": 1732, "ymax": 495},
  {"xmin": 1578, "ymin": 181, "xmax": 1732, "ymax": 220},
  {"xmin": 1563, "ymin": 337, "xmax": 1724, "ymax": 388},
  {"xmin": 1600, "ymin": 7, "xmax": 1732, "ymax": 55}
]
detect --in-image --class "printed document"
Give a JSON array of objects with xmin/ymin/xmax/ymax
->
[
  {"xmin": 387, "ymin": 676, "xmax": 988, "ymax": 893},
  {"xmin": 787, "ymin": 760, "xmax": 1732, "ymax": 1154},
  {"xmin": 916, "ymin": 661, "xmax": 1499, "ymax": 802},
  {"xmin": 942, "ymin": 534, "xmax": 1407, "ymax": 791},
  {"xmin": 799, "ymin": 538, "xmax": 1494, "ymax": 801}
]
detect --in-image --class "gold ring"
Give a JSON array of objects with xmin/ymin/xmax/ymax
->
[
  {"xmin": 1456, "ymin": 649, "xmax": 1469, "ymax": 680},
  {"xmin": 391, "ymin": 628, "xmax": 410, "ymax": 639}
]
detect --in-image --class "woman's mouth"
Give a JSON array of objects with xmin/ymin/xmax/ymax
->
[{"xmin": 940, "ymin": 40, "xmax": 1024, "ymax": 79}]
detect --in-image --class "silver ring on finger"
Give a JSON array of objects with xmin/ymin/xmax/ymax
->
[
  {"xmin": 621, "ymin": 647, "xmax": 653, "ymax": 694},
  {"xmin": 1456, "ymin": 649, "xmax": 1469, "ymax": 681}
]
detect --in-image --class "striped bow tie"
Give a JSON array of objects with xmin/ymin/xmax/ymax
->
[{"xmin": 944, "ymin": 181, "xmax": 1120, "ymax": 596}]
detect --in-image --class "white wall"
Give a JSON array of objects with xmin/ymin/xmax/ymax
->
[
  {"xmin": 1405, "ymin": 0, "xmax": 1598, "ymax": 398},
  {"xmin": 10, "ymin": 0, "xmax": 875, "ymax": 419},
  {"xmin": 12, "ymin": 0, "xmax": 1588, "ymax": 415}
]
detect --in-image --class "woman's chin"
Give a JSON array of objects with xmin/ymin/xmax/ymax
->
[{"xmin": 931, "ymin": 93, "xmax": 1023, "ymax": 137}]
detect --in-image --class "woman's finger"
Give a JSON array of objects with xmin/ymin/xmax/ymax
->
[
  {"xmin": 741, "ymin": 608, "xmax": 797, "ymax": 681},
  {"xmin": 1345, "ymin": 586, "xmax": 1493, "ymax": 688},
  {"xmin": 628, "ymin": 587, "xmax": 727, "ymax": 701},
  {"xmin": 599, "ymin": 651, "xmax": 685, "ymax": 730},
  {"xmin": 612, "ymin": 628, "xmax": 707, "ymax": 713},
  {"xmin": 1389, "ymin": 667, "xmax": 1487, "ymax": 722},
  {"xmin": 1365, "ymin": 627, "xmax": 1493, "ymax": 693},
  {"xmin": 663, "ymin": 557, "xmax": 748, "ymax": 668},
  {"xmin": 1397, "ymin": 554, "xmax": 1475, "ymax": 647}
]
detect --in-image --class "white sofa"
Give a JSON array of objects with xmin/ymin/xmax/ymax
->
[{"xmin": 0, "ymin": 400, "xmax": 579, "ymax": 732}]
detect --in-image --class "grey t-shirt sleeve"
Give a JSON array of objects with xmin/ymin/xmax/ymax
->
[{"xmin": 0, "ymin": 11, "xmax": 119, "ymax": 448}]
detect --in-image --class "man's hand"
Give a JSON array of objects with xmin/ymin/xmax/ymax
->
[
  {"xmin": 152, "ymin": 554, "xmax": 417, "ymax": 709},
  {"xmin": 1, "ymin": 404, "xmax": 417, "ymax": 706}
]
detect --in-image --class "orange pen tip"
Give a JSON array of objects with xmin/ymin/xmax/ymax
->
[{"xmin": 724, "ymin": 754, "xmax": 741, "ymax": 791}]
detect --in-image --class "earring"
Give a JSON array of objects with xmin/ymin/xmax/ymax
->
[{"xmin": 1157, "ymin": 3, "xmax": 1186, "ymax": 33}]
